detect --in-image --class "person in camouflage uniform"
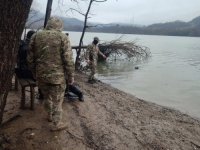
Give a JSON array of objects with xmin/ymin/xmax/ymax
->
[
  {"xmin": 86, "ymin": 37, "xmax": 106, "ymax": 84},
  {"xmin": 27, "ymin": 17, "xmax": 74, "ymax": 131}
]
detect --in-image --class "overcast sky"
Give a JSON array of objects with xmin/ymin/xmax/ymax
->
[{"xmin": 36, "ymin": 0, "xmax": 200, "ymax": 25}]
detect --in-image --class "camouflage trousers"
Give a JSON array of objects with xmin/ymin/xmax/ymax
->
[
  {"xmin": 37, "ymin": 81, "xmax": 66, "ymax": 125},
  {"xmin": 88, "ymin": 60, "xmax": 97, "ymax": 80}
]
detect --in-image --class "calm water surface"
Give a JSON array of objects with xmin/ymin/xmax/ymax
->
[{"xmin": 68, "ymin": 31, "xmax": 200, "ymax": 119}]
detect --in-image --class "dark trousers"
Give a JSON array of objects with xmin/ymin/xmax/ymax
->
[{"xmin": 65, "ymin": 79, "xmax": 82, "ymax": 98}]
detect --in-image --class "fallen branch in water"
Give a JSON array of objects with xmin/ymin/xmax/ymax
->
[
  {"xmin": 77, "ymin": 36, "xmax": 151, "ymax": 71},
  {"xmin": 98, "ymin": 38, "xmax": 151, "ymax": 61}
]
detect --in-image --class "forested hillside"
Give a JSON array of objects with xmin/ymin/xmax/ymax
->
[
  {"xmin": 27, "ymin": 12, "xmax": 200, "ymax": 37},
  {"xmin": 82, "ymin": 16, "xmax": 200, "ymax": 37},
  {"xmin": 63, "ymin": 15, "xmax": 200, "ymax": 37}
]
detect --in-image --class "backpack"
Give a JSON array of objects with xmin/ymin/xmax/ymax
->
[{"xmin": 15, "ymin": 39, "xmax": 34, "ymax": 80}]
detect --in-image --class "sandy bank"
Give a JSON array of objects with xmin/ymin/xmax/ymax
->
[{"xmin": 1, "ymin": 72, "xmax": 200, "ymax": 150}]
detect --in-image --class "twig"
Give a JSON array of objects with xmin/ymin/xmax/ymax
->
[
  {"xmin": 66, "ymin": 130, "xmax": 91, "ymax": 148},
  {"xmin": 191, "ymin": 141, "xmax": 200, "ymax": 148},
  {"xmin": 0, "ymin": 115, "xmax": 22, "ymax": 128},
  {"xmin": 18, "ymin": 127, "xmax": 37, "ymax": 135},
  {"xmin": 135, "ymin": 135, "xmax": 148, "ymax": 149},
  {"xmin": 177, "ymin": 120, "xmax": 194, "ymax": 125}
]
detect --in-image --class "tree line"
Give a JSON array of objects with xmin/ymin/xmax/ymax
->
[
  {"xmin": 64, "ymin": 24, "xmax": 200, "ymax": 37},
  {"xmin": 64, "ymin": 16, "xmax": 200, "ymax": 37}
]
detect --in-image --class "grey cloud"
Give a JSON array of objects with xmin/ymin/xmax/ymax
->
[{"xmin": 37, "ymin": 0, "xmax": 200, "ymax": 25}]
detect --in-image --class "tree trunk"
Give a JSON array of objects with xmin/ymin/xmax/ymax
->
[
  {"xmin": 44, "ymin": 0, "xmax": 53, "ymax": 28},
  {"xmin": 75, "ymin": 0, "xmax": 93, "ymax": 70},
  {"xmin": 0, "ymin": 0, "xmax": 33, "ymax": 124}
]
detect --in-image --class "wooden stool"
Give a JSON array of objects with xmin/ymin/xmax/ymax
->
[{"xmin": 14, "ymin": 74, "xmax": 36, "ymax": 110}]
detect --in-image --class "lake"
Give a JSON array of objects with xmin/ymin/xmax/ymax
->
[{"xmin": 67, "ymin": 31, "xmax": 200, "ymax": 120}]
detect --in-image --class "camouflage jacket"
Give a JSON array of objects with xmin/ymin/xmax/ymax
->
[
  {"xmin": 27, "ymin": 17, "xmax": 74, "ymax": 84},
  {"xmin": 86, "ymin": 43, "xmax": 104, "ymax": 61}
]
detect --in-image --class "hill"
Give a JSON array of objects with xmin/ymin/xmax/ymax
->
[
  {"xmin": 147, "ymin": 16, "xmax": 200, "ymax": 29},
  {"xmin": 62, "ymin": 15, "xmax": 200, "ymax": 37},
  {"xmin": 26, "ymin": 11, "xmax": 85, "ymax": 29},
  {"xmin": 143, "ymin": 16, "xmax": 200, "ymax": 37},
  {"xmin": 26, "ymin": 11, "xmax": 200, "ymax": 37},
  {"xmin": 84, "ymin": 15, "xmax": 200, "ymax": 37},
  {"xmin": 147, "ymin": 20, "xmax": 191, "ymax": 29},
  {"xmin": 190, "ymin": 16, "xmax": 200, "ymax": 25}
]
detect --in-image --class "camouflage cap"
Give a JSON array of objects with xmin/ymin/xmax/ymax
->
[{"xmin": 94, "ymin": 37, "xmax": 100, "ymax": 42}]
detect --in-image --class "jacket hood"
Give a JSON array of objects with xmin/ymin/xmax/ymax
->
[{"xmin": 45, "ymin": 17, "xmax": 63, "ymax": 32}]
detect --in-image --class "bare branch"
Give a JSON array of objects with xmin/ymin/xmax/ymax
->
[
  {"xmin": 66, "ymin": 8, "xmax": 86, "ymax": 16},
  {"xmin": 26, "ymin": 18, "xmax": 45, "ymax": 29},
  {"xmin": 98, "ymin": 39, "xmax": 151, "ymax": 61},
  {"xmin": 93, "ymin": 0, "xmax": 107, "ymax": 2}
]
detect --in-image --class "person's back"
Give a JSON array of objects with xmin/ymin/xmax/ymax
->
[
  {"xmin": 31, "ymin": 25, "xmax": 73, "ymax": 84},
  {"xmin": 15, "ymin": 31, "xmax": 35, "ymax": 80},
  {"xmin": 27, "ymin": 17, "xmax": 74, "ymax": 131},
  {"xmin": 17, "ymin": 39, "xmax": 28, "ymax": 69},
  {"xmin": 28, "ymin": 18, "xmax": 74, "ymax": 84}
]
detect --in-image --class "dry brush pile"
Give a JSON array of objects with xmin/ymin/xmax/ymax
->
[{"xmin": 78, "ymin": 38, "xmax": 151, "ymax": 71}]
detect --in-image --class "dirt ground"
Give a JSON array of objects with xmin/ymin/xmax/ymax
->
[{"xmin": 1, "ymin": 72, "xmax": 200, "ymax": 150}]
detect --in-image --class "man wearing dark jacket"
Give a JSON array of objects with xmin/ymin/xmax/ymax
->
[{"xmin": 15, "ymin": 30, "xmax": 44, "ymax": 99}]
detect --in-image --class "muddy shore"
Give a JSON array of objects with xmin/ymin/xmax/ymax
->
[{"xmin": 1, "ymin": 72, "xmax": 200, "ymax": 150}]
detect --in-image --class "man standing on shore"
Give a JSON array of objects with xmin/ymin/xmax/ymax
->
[
  {"xmin": 86, "ymin": 37, "xmax": 106, "ymax": 84},
  {"xmin": 27, "ymin": 17, "xmax": 74, "ymax": 131}
]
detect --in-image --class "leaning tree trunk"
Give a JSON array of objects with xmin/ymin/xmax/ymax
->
[
  {"xmin": 0, "ymin": 0, "xmax": 33, "ymax": 124},
  {"xmin": 75, "ymin": 0, "xmax": 93, "ymax": 70}
]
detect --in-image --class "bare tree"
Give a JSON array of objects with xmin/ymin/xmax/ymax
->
[
  {"xmin": 26, "ymin": 1, "xmax": 44, "ymax": 28},
  {"xmin": 0, "ymin": 0, "xmax": 33, "ymax": 124},
  {"xmin": 60, "ymin": 0, "xmax": 108, "ymax": 70},
  {"xmin": 75, "ymin": 0, "xmax": 108, "ymax": 70},
  {"xmin": 61, "ymin": 0, "xmax": 150, "ymax": 71},
  {"xmin": 23, "ymin": 1, "xmax": 45, "ymax": 39},
  {"xmin": 44, "ymin": 0, "xmax": 53, "ymax": 28}
]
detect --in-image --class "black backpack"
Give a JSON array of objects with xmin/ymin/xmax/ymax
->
[{"xmin": 15, "ymin": 40, "xmax": 34, "ymax": 80}]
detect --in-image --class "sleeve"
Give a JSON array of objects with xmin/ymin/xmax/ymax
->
[
  {"xmin": 27, "ymin": 34, "xmax": 36, "ymax": 75},
  {"xmin": 61, "ymin": 36, "xmax": 74, "ymax": 83},
  {"xmin": 85, "ymin": 44, "xmax": 91, "ymax": 60},
  {"xmin": 97, "ymin": 46, "xmax": 104, "ymax": 56}
]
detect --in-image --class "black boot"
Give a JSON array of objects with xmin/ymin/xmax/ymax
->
[
  {"xmin": 78, "ymin": 92, "xmax": 84, "ymax": 102},
  {"xmin": 92, "ymin": 78, "xmax": 98, "ymax": 83},
  {"xmin": 88, "ymin": 79, "xmax": 94, "ymax": 84},
  {"xmin": 38, "ymin": 89, "xmax": 44, "ymax": 99},
  {"xmin": 69, "ymin": 84, "xmax": 84, "ymax": 102}
]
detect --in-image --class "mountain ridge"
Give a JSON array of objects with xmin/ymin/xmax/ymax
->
[{"xmin": 26, "ymin": 11, "xmax": 200, "ymax": 37}]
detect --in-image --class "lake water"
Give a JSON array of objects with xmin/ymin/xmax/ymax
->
[{"xmin": 67, "ymin": 31, "xmax": 200, "ymax": 120}]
